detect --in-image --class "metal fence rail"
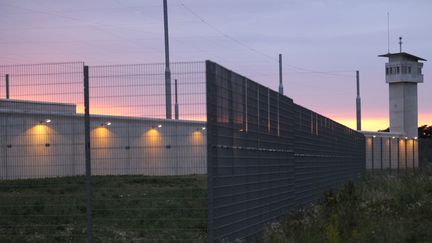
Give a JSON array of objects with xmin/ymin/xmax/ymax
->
[{"xmin": 206, "ymin": 60, "xmax": 365, "ymax": 242}]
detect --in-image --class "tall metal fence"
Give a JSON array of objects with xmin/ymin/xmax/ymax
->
[
  {"xmin": 1, "ymin": 60, "xmax": 365, "ymax": 242},
  {"xmin": 0, "ymin": 62, "xmax": 207, "ymax": 242},
  {"xmin": 206, "ymin": 61, "xmax": 365, "ymax": 242}
]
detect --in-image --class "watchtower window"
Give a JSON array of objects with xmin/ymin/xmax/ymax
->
[
  {"xmin": 390, "ymin": 67, "xmax": 393, "ymax": 74},
  {"xmin": 408, "ymin": 66, "xmax": 411, "ymax": 73},
  {"xmin": 418, "ymin": 68, "xmax": 421, "ymax": 74},
  {"xmin": 396, "ymin": 66, "xmax": 400, "ymax": 74},
  {"xmin": 386, "ymin": 67, "xmax": 389, "ymax": 75}
]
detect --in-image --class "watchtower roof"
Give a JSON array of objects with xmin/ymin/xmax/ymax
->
[{"xmin": 378, "ymin": 52, "xmax": 426, "ymax": 62}]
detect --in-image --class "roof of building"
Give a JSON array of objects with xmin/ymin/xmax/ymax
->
[{"xmin": 378, "ymin": 52, "xmax": 427, "ymax": 61}]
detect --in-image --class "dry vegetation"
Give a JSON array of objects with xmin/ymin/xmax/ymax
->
[{"xmin": 265, "ymin": 168, "xmax": 432, "ymax": 243}]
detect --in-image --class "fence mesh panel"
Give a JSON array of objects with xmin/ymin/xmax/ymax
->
[
  {"xmin": 88, "ymin": 62, "xmax": 207, "ymax": 242},
  {"xmin": 206, "ymin": 61, "xmax": 365, "ymax": 242},
  {"xmin": 293, "ymin": 104, "xmax": 365, "ymax": 206},
  {"xmin": 0, "ymin": 62, "xmax": 86, "ymax": 242}
]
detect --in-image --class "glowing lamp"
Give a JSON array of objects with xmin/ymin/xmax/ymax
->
[
  {"xmin": 101, "ymin": 122, "xmax": 111, "ymax": 127},
  {"xmin": 39, "ymin": 119, "xmax": 52, "ymax": 124},
  {"xmin": 151, "ymin": 124, "xmax": 163, "ymax": 129}
]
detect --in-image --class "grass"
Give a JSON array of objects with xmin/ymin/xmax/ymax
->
[
  {"xmin": 0, "ymin": 175, "xmax": 207, "ymax": 243},
  {"xmin": 264, "ymin": 168, "xmax": 432, "ymax": 243},
  {"xmin": 3, "ymin": 169, "xmax": 432, "ymax": 243}
]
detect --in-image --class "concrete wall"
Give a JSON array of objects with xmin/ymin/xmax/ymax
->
[
  {"xmin": 363, "ymin": 132, "xmax": 418, "ymax": 170},
  {"xmin": 0, "ymin": 104, "xmax": 207, "ymax": 179},
  {"xmin": 389, "ymin": 83, "xmax": 418, "ymax": 138}
]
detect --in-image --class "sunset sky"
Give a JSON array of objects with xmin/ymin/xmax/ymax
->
[{"xmin": 0, "ymin": 0, "xmax": 431, "ymax": 131}]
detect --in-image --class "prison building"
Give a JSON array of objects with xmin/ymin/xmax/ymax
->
[{"xmin": 0, "ymin": 99, "xmax": 207, "ymax": 179}]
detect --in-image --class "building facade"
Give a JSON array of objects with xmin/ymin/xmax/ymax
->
[{"xmin": 0, "ymin": 99, "xmax": 207, "ymax": 179}]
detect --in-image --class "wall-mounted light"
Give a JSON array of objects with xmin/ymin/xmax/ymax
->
[
  {"xmin": 372, "ymin": 135, "xmax": 376, "ymax": 138},
  {"xmin": 39, "ymin": 119, "xmax": 52, "ymax": 124},
  {"xmin": 152, "ymin": 124, "xmax": 163, "ymax": 129},
  {"xmin": 101, "ymin": 122, "xmax": 112, "ymax": 127},
  {"xmin": 414, "ymin": 137, "xmax": 418, "ymax": 140},
  {"xmin": 197, "ymin": 127, "xmax": 206, "ymax": 131},
  {"xmin": 405, "ymin": 137, "xmax": 408, "ymax": 139},
  {"xmin": 392, "ymin": 136, "xmax": 395, "ymax": 139}
]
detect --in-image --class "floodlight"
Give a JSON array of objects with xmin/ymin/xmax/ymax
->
[
  {"xmin": 101, "ymin": 122, "xmax": 112, "ymax": 127},
  {"xmin": 39, "ymin": 119, "xmax": 52, "ymax": 124}
]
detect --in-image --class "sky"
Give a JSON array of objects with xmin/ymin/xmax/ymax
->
[{"xmin": 0, "ymin": 0, "xmax": 431, "ymax": 131}]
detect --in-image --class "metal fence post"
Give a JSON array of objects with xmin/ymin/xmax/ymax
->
[
  {"xmin": 405, "ymin": 138, "xmax": 408, "ymax": 174},
  {"xmin": 371, "ymin": 137, "xmax": 374, "ymax": 170},
  {"xmin": 412, "ymin": 139, "xmax": 415, "ymax": 170},
  {"xmin": 5, "ymin": 74, "xmax": 10, "ymax": 99},
  {"xmin": 389, "ymin": 138, "xmax": 392, "ymax": 170},
  {"xmin": 397, "ymin": 138, "xmax": 400, "ymax": 174},
  {"xmin": 206, "ymin": 61, "xmax": 215, "ymax": 243},
  {"xmin": 84, "ymin": 65, "xmax": 93, "ymax": 243},
  {"xmin": 380, "ymin": 137, "xmax": 383, "ymax": 170},
  {"xmin": 3, "ymin": 117, "xmax": 8, "ymax": 179}
]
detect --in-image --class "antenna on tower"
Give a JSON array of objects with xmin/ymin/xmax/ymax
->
[
  {"xmin": 399, "ymin": 37, "xmax": 403, "ymax": 53},
  {"xmin": 387, "ymin": 12, "xmax": 390, "ymax": 53},
  {"xmin": 278, "ymin": 54, "xmax": 284, "ymax": 95}
]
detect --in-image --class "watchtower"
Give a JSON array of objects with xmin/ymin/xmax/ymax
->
[{"xmin": 379, "ymin": 43, "xmax": 426, "ymax": 138}]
